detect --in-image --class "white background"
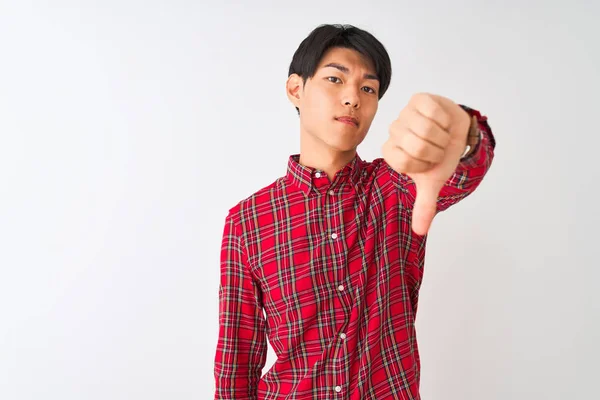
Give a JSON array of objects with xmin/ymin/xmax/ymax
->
[{"xmin": 1, "ymin": 1, "xmax": 599, "ymax": 399}]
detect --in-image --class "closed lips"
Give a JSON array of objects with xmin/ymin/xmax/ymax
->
[{"xmin": 336, "ymin": 117, "xmax": 358, "ymax": 126}]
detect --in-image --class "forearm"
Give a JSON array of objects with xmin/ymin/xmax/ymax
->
[
  {"xmin": 214, "ymin": 212, "xmax": 268, "ymax": 399},
  {"xmin": 436, "ymin": 105, "xmax": 496, "ymax": 212}
]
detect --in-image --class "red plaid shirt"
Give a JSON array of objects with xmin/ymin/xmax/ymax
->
[{"xmin": 214, "ymin": 106, "xmax": 496, "ymax": 399}]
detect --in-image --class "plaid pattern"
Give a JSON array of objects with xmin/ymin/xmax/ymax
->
[{"xmin": 215, "ymin": 107, "xmax": 495, "ymax": 399}]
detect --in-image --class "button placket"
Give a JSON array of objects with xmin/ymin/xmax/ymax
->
[{"xmin": 325, "ymin": 179, "xmax": 348, "ymax": 395}]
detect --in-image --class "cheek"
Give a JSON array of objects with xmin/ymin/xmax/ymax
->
[
  {"xmin": 359, "ymin": 106, "xmax": 377, "ymax": 132},
  {"xmin": 305, "ymin": 89, "xmax": 334, "ymax": 118},
  {"xmin": 364, "ymin": 102, "xmax": 378, "ymax": 120}
]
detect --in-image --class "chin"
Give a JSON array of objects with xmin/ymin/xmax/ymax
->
[
  {"xmin": 307, "ymin": 123, "xmax": 365, "ymax": 150},
  {"xmin": 327, "ymin": 137, "xmax": 363, "ymax": 152},
  {"xmin": 333, "ymin": 130, "xmax": 367, "ymax": 149}
]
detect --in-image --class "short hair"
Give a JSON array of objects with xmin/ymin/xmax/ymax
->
[{"xmin": 288, "ymin": 24, "xmax": 392, "ymax": 114}]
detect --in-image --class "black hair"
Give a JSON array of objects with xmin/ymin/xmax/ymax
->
[{"xmin": 288, "ymin": 24, "xmax": 392, "ymax": 115}]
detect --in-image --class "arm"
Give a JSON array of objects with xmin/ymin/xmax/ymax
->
[
  {"xmin": 435, "ymin": 104, "xmax": 496, "ymax": 212},
  {"xmin": 382, "ymin": 93, "xmax": 496, "ymax": 235},
  {"xmin": 214, "ymin": 211, "xmax": 267, "ymax": 400}
]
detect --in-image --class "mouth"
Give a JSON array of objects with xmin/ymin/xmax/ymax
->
[{"xmin": 335, "ymin": 116, "xmax": 359, "ymax": 127}]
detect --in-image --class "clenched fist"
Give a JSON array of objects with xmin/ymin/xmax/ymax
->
[{"xmin": 382, "ymin": 93, "xmax": 471, "ymax": 236}]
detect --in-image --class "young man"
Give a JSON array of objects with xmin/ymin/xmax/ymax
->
[{"xmin": 214, "ymin": 24, "xmax": 495, "ymax": 400}]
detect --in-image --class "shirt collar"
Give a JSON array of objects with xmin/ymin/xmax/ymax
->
[{"xmin": 285, "ymin": 152, "xmax": 364, "ymax": 196}]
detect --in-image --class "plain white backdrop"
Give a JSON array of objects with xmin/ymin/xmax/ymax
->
[{"xmin": 1, "ymin": 0, "xmax": 598, "ymax": 399}]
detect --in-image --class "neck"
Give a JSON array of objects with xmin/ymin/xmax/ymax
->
[{"xmin": 298, "ymin": 130, "xmax": 356, "ymax": 181}]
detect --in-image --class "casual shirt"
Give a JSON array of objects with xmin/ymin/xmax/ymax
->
[{"xmin": 214, "ymin": 105, "xmax": 496, "ymax": 399}]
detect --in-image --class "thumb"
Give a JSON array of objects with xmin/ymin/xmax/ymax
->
[{"xmin": 411, "ymin": 180, "xmax": 442, "ymax": 236}]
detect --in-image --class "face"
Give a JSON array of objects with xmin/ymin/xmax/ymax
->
[{"xmin": 287, "ymin": 47, "xmax": 380, "ymax": 153}]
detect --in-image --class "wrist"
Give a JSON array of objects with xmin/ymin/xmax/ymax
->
[{"xmin": 461, "ymin": 114, "xmax": 480, "ymax": 158}]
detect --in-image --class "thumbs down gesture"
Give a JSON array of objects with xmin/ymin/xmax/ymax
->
[{"xmin": 382, "ymin": 93, "xmax": 471, "ymax": 236}]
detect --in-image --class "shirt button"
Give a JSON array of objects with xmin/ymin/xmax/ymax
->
[
  {"xmin": 335, "ymin": 386, "xmax": 342, "ymax": 393},
  {"xmin": 328, "ymin": 190, "xmax": 335, "ymax": 196},
  {"xmin": 340, "ymin": 333, "xmax": 347, "ymax": 340},
  {"xmin": 331, "ymin": 233, "xmax": 338, "ymax": 239},
  {"xmin": 338, "ymin": 285, "xmax": 345, "ymax": 291},
  {"xmin": 315, "ymin": 172, "xmax": 322, "ymax": 178}
]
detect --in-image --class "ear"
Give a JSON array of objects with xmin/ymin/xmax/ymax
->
[{"xmin": 286, "ymin": 73, "xmax": 303, "ymax": 109}]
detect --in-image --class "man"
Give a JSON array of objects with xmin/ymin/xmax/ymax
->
[{"xmin": 214, "ymin": 24, "xmax": 495, "ymax": 399}]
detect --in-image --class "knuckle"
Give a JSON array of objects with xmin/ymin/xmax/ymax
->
[
  {"xmin": 406, "ymin": 133, "xmax": 426, "ymax": 157},
  {"xmin": 414, "ymin": 143, "xmax": 430, "ymax": 159},
  {"xmin": 438, "ymin": 110, "xmax": 452, "ymax": 130},
  {"xmin": 410, "ymin": 92, "xmax": 423, "ymax": 102},
  {"xmin": 389, "ymin": 120, "xmax": 402, "ymax": 137},
  {"xmin": 422, "ymin": 119, "xmax": 436, "ymax": 137},
  {"xmin": 440, "ymin": 133, "xmax": 451, "ymax": 147}
]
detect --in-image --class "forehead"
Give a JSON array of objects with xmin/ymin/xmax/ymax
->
[{"xmin": 317, "ymin": 47, "xmax": 376, "ymax": 73}]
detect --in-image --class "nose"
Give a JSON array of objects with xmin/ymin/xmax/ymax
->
[{"xmin": 342, "ymin": 89, "xmax": 360, "ymax": 109}]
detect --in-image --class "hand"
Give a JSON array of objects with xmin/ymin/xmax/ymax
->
[{"xmin": 382, "ymin": 93, "xmax": 471, "ymax": 235}]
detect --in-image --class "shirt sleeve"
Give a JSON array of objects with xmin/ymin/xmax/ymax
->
[
  {"xmin": 435, "ymin": 104, "xmax": 496, "ymax": 212},
  {"xmin": 214, "ymin": 211, "xmax": 267, "ymax": 400}
]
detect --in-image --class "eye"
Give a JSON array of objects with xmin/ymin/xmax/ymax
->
[
  {"xmin": 362, "ymin": 87, "xmax": 376, "ymax": 94},
  {"xmin": 327, "ymin": 77, "xmax": 377, "ymax": 94}
]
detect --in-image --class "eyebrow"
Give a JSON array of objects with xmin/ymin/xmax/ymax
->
[{"xmin": 322, "ymin": 62, "xmax": 379, "ymax": 81}]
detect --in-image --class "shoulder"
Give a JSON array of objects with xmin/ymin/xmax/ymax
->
[{"xmin": 225, "ymin": 176, "xmax": 287, "ymax": 225}]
